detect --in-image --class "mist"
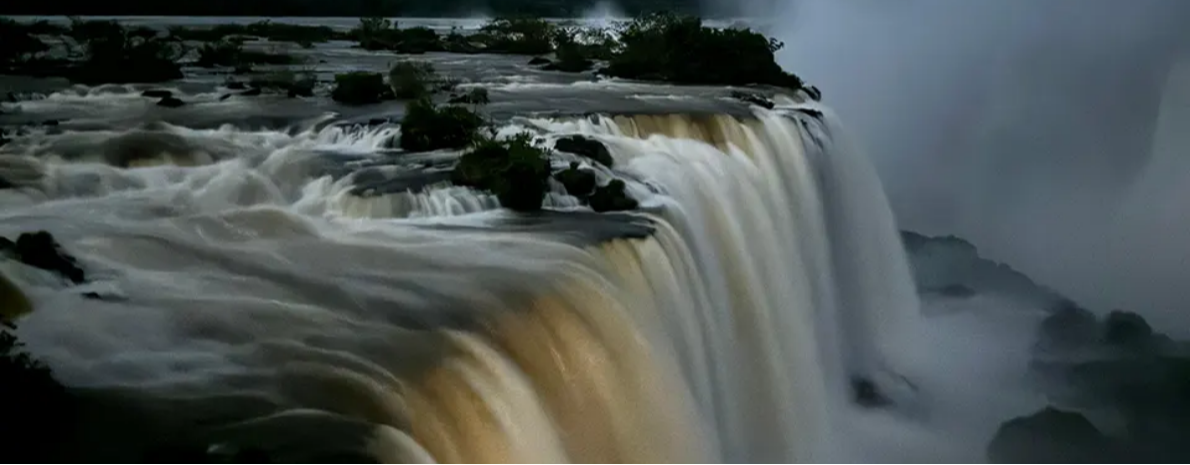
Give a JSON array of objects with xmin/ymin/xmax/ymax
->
[{"xmin": 736, "ymin": 0, "xmax": 1190, "ymax": 332}]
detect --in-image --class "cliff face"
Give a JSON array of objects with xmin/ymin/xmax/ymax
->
[
  {"xmin": 900, "ymin": 230, "xmax": 1065, "ymax": 309},
  {"xmin": 908, "ymin": 230, "xmax": 1190, "ymax": 463}
]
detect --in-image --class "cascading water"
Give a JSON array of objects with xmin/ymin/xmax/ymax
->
[{"xmin": 1, "ymin": 89, "xmax": 920, "ymax": 462}]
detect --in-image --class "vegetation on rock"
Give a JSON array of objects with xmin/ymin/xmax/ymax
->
[
  {"xmin": 398, "ymin": 98, "xmax": 485, "ymax": 152},
  {"xmin": 195, "ymin": 39, "xmax": 297, "ymax": 68},
  {"xmin": 388, "ymin": 60, "xmax": 437, "ymax": 99},
  {"xmin": 448, "ymin": 88, "xmax": 491, "ymax": 106},
  {"xmin": 66, "ymin": 18, "xmax": 186, "ymax": 84},
  {"xmin": 169, "ymin": 20, "xmax": 342, "ymax": 46},
  {"xmin": 0, "ymin": 326, "xmax": 71, "ymax": 463},
  {"xmin": 248, "ymin": 70, "xmax": 317, "ymax": 97},
  {"xmin": 331, "ymin": 71, "xmax": 392, "ymax": 105},
  {"xmin": 451, "ymin": 133, "xmax": 552, "ymax": 212},
  {"xmin": 604, "ymin": 12, "xmax": 804, "ymax": 91}
]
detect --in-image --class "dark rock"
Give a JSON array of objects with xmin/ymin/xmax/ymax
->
[
  {"xmin": 850, "ymin": 376, "xmax": 890, "ymax": 408},
  {"xmin": 528, "ymin": 57, "xmax": 552, "ymax": 66},
  {"xmin": 794, "ymin": 108, "xmax": 823, "ymax": 118},
  {"xmin": 331, "ymin": 71, "xmax": 389, "ymax": 105},
  {"xmin": 1034, "ymin": 300, "xmax": 1100, "ymax": 353},
  {"xmin": 987, "ymin": 407, "xmax": 1115, "ymax": 463},
  {"xmin": 233, "ymin": 65, "xmax": 252, "ymax": 75},
  {"xmin": 42, "ymin": 120, "xmax": 59, "ymax": 127},
  {"xmin": 2, "ymin": 231, "xmax": 85, "ymax": 284},
  {"xmin": 730, "ymin": 90, "xmax": 775, "ymax": 109},
  {"xmin": 803, "ymin": 85, "xmax": 823, "ymax": 102},
  {"xmin": 218, "ymin": 94, "xmax": 232, "ymax": 101},
  {"xmin": 1103, "ymin": 310, "xmax": 1153, "ymax": 349},
  {"xmin": 140, "ymin": 89, "xmax": 172, "ymax": 99},
  {"xmin": 225, "ymin": 81, "xmax": 247, "ymax": 90},
  {"xmin": 156, "ymin": 96, "xmax": 185, "ymax": 108},
  {"xmin": 542, "ymin": 58, "xmax": 593, "ymax": 73},
  {"xmin": 239, "ymin": 87, "xmax": 263, "ymax": 97},
  {"xmin": 366, "ymin": 118, "xmax": 389, "ymax": 126},
  {"xmin": 555, "ymin": 162, "xmax": 597, "ymax": 197},
  {"xmin": 934, "ymin": 284, "xmax": 976, "ymax": 299},
  {"xmin": 589, "ymin": 179, "xmax": 638, "ymax": 213},
  {"xmin": 554, "ymin": 135, "xmax": 613, "ymax": 168}
]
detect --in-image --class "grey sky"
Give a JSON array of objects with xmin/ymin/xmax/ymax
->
[{"xmin": 745, "ymin": 0, "xmax": 1190, "ymax": 331}]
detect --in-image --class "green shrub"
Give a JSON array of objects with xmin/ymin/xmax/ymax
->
[
  {"xmin": 448, "ymin": 88, "xmax": 490, "ymax": 105},
  {"xmin": 0, "ymin": 19, "xmax": 52, "ymax": 67},
  {"xmin": 399, "ymin": 98, "xmax": 485, "ymax": 152},
  {"xmin": 477, "ymin": 17, "xmax": 556, "ymax": 55},
  {"xmin": 248, "ymin": 70, "xmax": 317, "ymax": 97},
  {"xmin": 66, "ymin": 18, "xmax": 186, "ymax": 84},
  {"xmin": 388, "ymin": 61, "xmax": 435, "ymax": 99},
  {"xmin": 604, "ymin": 12, "xmax": 803, "ymax": 90},
  {"xmin": 451, "ymin": 133, "xmax": 552, "ymax": 212},
  {"xmin": 352, "ymin": 18, "xmax": 444, "ymax": 53},
  {"xmin": 331, "ymin": 71, "xmax": 391, "ymax": 105},
  {"xmin": 196, "ymin": 40, "xmax": 297, "ymax": 68}
]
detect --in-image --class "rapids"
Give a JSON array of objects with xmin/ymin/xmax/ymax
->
[{"xmin": 1, "ymin": 40, "xmax": 921, "ymax": 462}]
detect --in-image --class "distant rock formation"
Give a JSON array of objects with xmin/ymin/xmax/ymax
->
[{"xmin": 899, "ymin": 230, "xmax": 1065, "ymax": 307}]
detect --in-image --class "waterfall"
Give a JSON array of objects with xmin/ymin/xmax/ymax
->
[{"xmin": 2, "ymin": 103, "xmax": 920, "ymax": 462}]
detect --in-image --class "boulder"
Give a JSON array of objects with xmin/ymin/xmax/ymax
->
[
  {"xmin": 240, "ymin": 87, "xmax": 263, "ymax": 97},
  {"xmin": 0, "ymin": 231, "xmax": 85, "ymax": 284},
  {"xmin": 588, "ymin": 179, "xmax": 638, "ymax": 213},
  {"xmin": 140, "ymin": 89, "xmax": 172, "ymax": 99},
  {"xmin": 555, "ymin": 162, "xmax": 596, "ymax": 197},
  {"xmin": 554, "ymin": 136, "xmax": 613, "ymax": 168},
  {"xmin": 987, "ymin": 407, "xmax": 1114, "ymax": 463},
  {"xmin": 528, "ymin": 57, "xmax": 552, "ymax": 66},
  {"xmin": 730, "ymin": 90, "xmax": 775, "ymax": 109},
  {"xmin": 156, "ymin": 96, "xmax": 185, "ymax": 108},
  {"xmin": 225, "ymin": 81, "xmax": 247, "ymax": 90}
]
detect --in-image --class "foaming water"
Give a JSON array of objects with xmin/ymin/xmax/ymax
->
[{"xmin": 2, "ymin": 91, "xmax": 921, "ymax": 461}]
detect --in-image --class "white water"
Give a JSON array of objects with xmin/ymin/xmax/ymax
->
[{"xmin": 1, "ymin": 94, "xmax": 921, "ymax": 462}]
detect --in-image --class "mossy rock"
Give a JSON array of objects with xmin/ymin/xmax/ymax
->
[{"xmin": 0, "ymin": 231, "xmax": 86, "ymax": 284}]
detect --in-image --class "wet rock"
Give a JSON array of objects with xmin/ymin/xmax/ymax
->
[
  {"xmin": 794, "ymin": 108, "xmax": 823, "ymax": 118},
  {"xmin": 140, "ymin": 89, "xmax": 172, "ymax": 99},
  {"xmin": 554, "ymin": 135, "xmax": 613, "ymax": 168},
  {"xmin": 850, "ymin": 376, "xmax": 891, "ymax": 408},
  {"xmin": 730, "ymin": 90, "xmax": 775, "ymax": 109},
  {"xmin": 588, "ymin": 179, "xmax": 638, "ymax": 213},
  {"xmin": 528, "ymin": 56, "xmax": 552, "ymax": 66},
  {"xmin": 0, "ymin": 231, "xmax": 85, "ymax": 284},
  {"xmin": 156, "ymin": 96, "xmax": 185, "ymax": 108},
  {"xmin": 555, "ymin": 162, "xmax": 596, "ymax": 197},
  {"xmin": 803, "ymin": 84, "xmax": 823, "ymax": 102},
  {"xmin": 218, "ymin": 94, "xmax": 231, "ymax": 101},
  {"xmin": 240, "ymin": 87, "xmax": 263, "ymax": 97},
  {"xmin": 225, "ymin": 81, "xmax": 247, "ymax": 90},
  {"xmin": 987, "ymin": 407, "xmax": 1114, "ymax": 463},
  {"xmin": 42, "ymin": 120, "xmax": 59, "ymax": 127}
]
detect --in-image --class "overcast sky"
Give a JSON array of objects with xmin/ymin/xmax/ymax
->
[{"xmin": 742, "ymin": 0, "xmax": 1190, "ymax": 331}]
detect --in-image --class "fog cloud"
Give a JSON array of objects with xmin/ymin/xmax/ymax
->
[{"xmin": 746, "ymin": 0, "xmax": 1190, "ymax": 332}]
